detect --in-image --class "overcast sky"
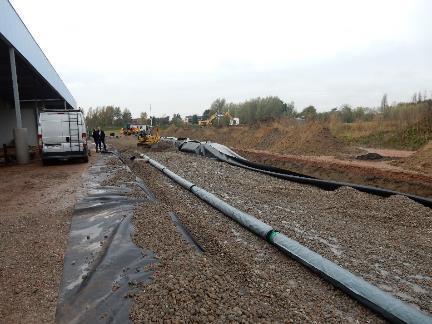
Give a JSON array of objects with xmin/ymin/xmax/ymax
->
[{"xmin": 10, "ymin": 0, "xmax": 432, "ymax": 117}]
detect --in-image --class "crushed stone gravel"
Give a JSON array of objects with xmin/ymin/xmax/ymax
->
[
  {"xmin": 111, "ymin": 144, "xmax": 385, "ymax": 322},
  {"xmin": 140, "ymin": 149, "xmax": 432, "ymax": 316}
]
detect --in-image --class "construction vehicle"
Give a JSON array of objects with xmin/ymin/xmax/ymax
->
[
  {"xmin": 137, "ymin": 126, "xmax": 160, "ymax": 147},
  {"xmin": 223, "ymin": 111, "xmax": 240, "ymax": 126},
  {"xmin": 198, "ymin": 111, "xmax": 239, "ymax": 127},
  {"xmin": 121, "ymin": 125, "xmax": 134, "ymax": 136},
  {"xmin": 198, "ymin": 112, "xmax": 217, "ymax": 126},
  {"xmin": 121, "ymin": 124, "xmax": 143, "ymax": 136}
]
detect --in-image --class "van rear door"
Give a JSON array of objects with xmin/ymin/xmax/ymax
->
[{"xmin": 40, "ymin": 112, "xmax": 85, "ymax": 154}]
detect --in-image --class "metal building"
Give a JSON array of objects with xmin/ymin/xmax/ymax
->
[{"xmin": 0, "ymin": 0, "xmax": 76, "ymax": 163}]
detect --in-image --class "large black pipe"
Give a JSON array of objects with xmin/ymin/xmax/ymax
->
[
  {"xmin": 143, "ymin": 155, "xmax": 432, "ymax": 323},
  {"xmin": 225, "ymin": 156, "xmax": 432, "ymax": 207},
  {"xmin": 174, "ymin": 140, "xmax": 432, "ymax": 208}
]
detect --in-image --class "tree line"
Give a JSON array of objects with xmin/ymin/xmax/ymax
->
[
  {"xmin": 85, "ymin": 106, "xmax": 171, "ymax": 129},
  {"xmin": 195, "ymin": 96, "xmax": 374, "ymax": 125},
  {"xmin": 85, "ymin": 106, "xmax": 133, "ymax": 130},
  {"xmin": 85, "ymin": 91, "xmax": 432, "ymax": 129},
  {"xmin": 199, "ymin": 93, "xmax": 432, "ymax": 126},
  {"xmin": 200, "ymin": 97, "xmax": 295, "ymax": 125}
]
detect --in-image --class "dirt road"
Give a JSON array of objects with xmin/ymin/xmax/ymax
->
[{"xmin": 0, "ymin": 158, "xmax": 92, "ymax": 323}]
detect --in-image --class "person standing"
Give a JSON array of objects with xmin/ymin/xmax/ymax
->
[
  {"xmin": 99, "ymin": 128, "xmax": 107, "ymax": 152},
  {"xmin": 92, "ymin": 128, "xmax": 100, "ymax": 153}
]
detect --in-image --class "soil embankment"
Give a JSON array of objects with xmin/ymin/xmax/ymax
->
[
  {"xmin": 396, "ymin": 140, "xmax": 432, "ymax": 174},
  {"xmin": 162, "ymin": 120, "xmax": 359, "ymax": 156}
]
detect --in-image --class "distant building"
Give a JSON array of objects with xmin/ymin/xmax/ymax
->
[{"xmin": 230, "ymin": 117, "xmax": 240, "ymax": 126}]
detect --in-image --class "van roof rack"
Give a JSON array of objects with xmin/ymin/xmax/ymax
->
[{"xmin": 40, "ymin": 108, "xmax": 83, "ymax": 113}]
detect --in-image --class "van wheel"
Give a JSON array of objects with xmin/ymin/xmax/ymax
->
[{"xmin": 83, "ymin": 155, "xmax": 89, "ymax": 163}]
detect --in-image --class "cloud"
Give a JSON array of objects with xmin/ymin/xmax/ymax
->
[{"xmin": 10, "ymin": 0, "xmax": 432, "ymax": 116}]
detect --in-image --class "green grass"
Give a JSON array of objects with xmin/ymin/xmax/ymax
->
[{"xmin": 333, "ymin": 124, "xmax": 431, "ymax": 150}]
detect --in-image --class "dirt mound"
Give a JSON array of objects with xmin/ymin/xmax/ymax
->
[
  {"xmin": 397, "ymin": 141, "xmax": 432, "ymax": 175},
  {"xmin": 162, "ymin": 121, "xmax": 356, "ymax": 156},
  {"xmin": 356, "ymin": 152, "xmax": 383, "ymax": 161}
]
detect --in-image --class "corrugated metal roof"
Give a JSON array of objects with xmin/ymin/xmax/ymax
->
[{"xmin": 0, "ymin": 0, "xmax": 77, "ymax": 108}]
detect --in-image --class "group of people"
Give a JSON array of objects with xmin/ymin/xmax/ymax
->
[{"xmin": 92, "ymin": 127, "xmax": 106, "ymax": 152}]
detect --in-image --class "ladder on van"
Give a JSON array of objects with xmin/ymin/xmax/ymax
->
[{"xmin": 67, "ymin": 112, "xmax": 82, "ymax": 152}]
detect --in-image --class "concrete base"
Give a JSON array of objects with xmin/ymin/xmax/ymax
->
[{"xmin": 13, "ymin": 128, "xmax": 29, "ymax": 164}]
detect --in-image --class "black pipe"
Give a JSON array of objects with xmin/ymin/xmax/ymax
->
[
  {"xmin": 225, "ymin": 156, "xmax": 432, "ymax": 207},
  {"xmin": 175, "ymin": 141, "xmax": 432, "ymax": 208}
]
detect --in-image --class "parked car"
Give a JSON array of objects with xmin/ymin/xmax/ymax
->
[{"xmin": 38, "ymin": 109, "xmax": 89, "ymax": 164}]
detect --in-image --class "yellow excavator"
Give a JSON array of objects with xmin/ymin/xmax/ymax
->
[
  {"xmin": 199, "ymin": 111, "xmax": 238, "ymax": 127},
  {"xmin": 137, "ymin": 126, "xmax": 160, "ymax": 147},
  {"xmin": 198, "ymin": 112, "xmax": 217, "ymax": 126}
]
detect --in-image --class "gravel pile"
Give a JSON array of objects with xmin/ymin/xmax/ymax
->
[
  {"xmin": 143, "ymin": 152, "xmax": 432, "ymax": 313},
  {"xmin": 115, "ymin": 150, "xmax": 382, "ymax": 322},
  {"xmin": 139, "ymin": 152, "xmax": 432, "ymax": 313}
]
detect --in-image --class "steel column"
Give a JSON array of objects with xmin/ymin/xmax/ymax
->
[{"xmin": 9, "ymin": 47, "xmax": 22, "ymax": 128}]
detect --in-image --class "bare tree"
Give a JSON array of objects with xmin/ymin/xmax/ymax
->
[
  {"xmin": 210, "ymin": 98, "xmax": 226, "ymax": 113},
  {"xmin": 140, "ymin": 111, "xmax": 148, "ymax": 124}
]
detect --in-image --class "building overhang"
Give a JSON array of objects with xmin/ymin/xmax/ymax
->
[{"xmin": 0, "ymin": 0, "xmax": 76, "ymax": 109}]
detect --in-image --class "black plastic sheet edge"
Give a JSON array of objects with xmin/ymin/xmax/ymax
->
[
  {"xmin": 55, "ymin": 156, "xmax": 156, "ymax": 324},
  {"xmin": 169, "ymin": 212, "xmax": 204, "ymax": 254}
]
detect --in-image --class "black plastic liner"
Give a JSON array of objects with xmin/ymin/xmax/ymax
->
[
  {"xmin": 173, "ymin": 139, "xmax": 432, "ymax": 208},
  {"xmin": 55, "ymin": 157, "xmax": 156, "ymax": 324},
  {"xmin": 169, "ymin": 212, "xmax": 204, "ymax": 253},
  {"xmin": 135, "ymin": 176, "xmax": 156, "ymax": 201},
  {"xmin": 177, "ymin": 140, "xmax": 312, "ymax": 178},
  {"xmin": 144, "ymin": 155, "xmax": 432, "ymax": 323}
]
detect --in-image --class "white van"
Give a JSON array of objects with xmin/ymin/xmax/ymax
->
[{"xmin": 38, "ymin": 110, "xmax": 89, "ymax": 164}]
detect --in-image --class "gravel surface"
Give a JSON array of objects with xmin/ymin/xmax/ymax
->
[
  {"xmin": 0, "ymin": 158, "xmax": 92, "ymax": 323},
  {"xmin": 111, "ymin": 144, "xmax": 384, "ymax": 322},
  {"xmin": 140, "ymin": 150, "xmax": 432, "ymax": 316}
]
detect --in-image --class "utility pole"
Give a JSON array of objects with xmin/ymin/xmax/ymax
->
[{"xmin": 150, "ymin": 104, "xmax": 152, "ymax": 126}]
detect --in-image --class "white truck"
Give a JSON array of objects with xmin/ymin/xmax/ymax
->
[{"xmin": 38, "ymin": 109, "xmax": 89, "ymax": 164}]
